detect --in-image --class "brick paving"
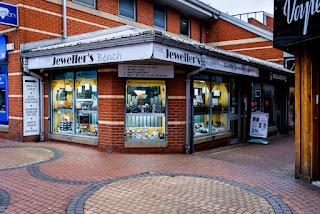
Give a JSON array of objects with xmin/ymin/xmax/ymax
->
[{"xmin": 0, "ymin": 134, "xmax": 319, "ymax": 213}]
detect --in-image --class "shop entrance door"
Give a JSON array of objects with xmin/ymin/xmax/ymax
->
[
  {"xmin": 316, "ymin": 70, "xmax": 320, "ymax": 180},
  {"xmin": 230, "ymin": 78, "xmax": 241, "ymax": 144}
]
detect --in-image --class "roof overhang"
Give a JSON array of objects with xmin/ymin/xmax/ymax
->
[
  {"xmin": 158, "ymin": 0, "xmax": 219, "ymax": 20},
  {"xmin": 21, "ymin": 26, "xmax": 292, "ymax": 76}
]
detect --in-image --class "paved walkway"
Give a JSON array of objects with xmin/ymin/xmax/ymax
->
[{"xmin": 0, "ymin": 134, "xmax": 319, "ymax": 214}]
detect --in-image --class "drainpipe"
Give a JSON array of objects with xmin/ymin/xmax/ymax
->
[
  {"xmin": 23, "ymin": 58, "xmax": 45, "ymax": 142},
  {"xmin": 185, "ymin": 55, "xmax": 206, "ymax": 154},
  {"xmin": 62, "ymin": 0, "xmax": 67, "ymax": 39}
]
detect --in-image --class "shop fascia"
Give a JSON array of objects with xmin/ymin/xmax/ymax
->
[
  {"xmin": 26, "ymin": 42, "xmax": 259, "ymax": 77},
  {"xmin": 283, "ymin": 0, "xmax": 320, "ymax": 35}
]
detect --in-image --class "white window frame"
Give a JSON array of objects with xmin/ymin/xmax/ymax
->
[
  {"xmin": 119, "ymin": 0, "xmax": 136, "ymax": 21},
  {"xmin": 73, "ymin": 0, "xmax": 96, "ymax": 9},
  {"xmin": 153, "ymin": 4, "xmax": 166, "ymax": 30},
  {"xmin": 180, "ymin": 14, "xmax": 190, "ymax": 37}
]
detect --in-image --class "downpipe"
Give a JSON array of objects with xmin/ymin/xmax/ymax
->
[{"xmin": 62, "ymin": 0, "xmax": 67, "ymax": 39}]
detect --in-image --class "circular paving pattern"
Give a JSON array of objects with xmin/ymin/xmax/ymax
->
[
  {"xmin": 0, "ymin": 147, "xmax": 60, "ymax": 170},
  {"xmin": 0, "ymin": 188, "xmax": 9, "ymax": 213},
  {"xmin": 68, "ymin": 173, "xmax": 292, "ymax": 214}
]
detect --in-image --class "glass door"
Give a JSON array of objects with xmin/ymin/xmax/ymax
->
[{"xmin": 230, "ymin": 78, "xmax": 240, "ymax": 144}]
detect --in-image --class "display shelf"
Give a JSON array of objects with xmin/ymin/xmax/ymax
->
[
  {"xmin": 54, "ymin": 108, "xmax": 73, "ymax": 113},
  {"xmin": 126, "ymin": 113, "xmax": 165, "ymax": 117},
  {"xmin": 212, "ymin": 111, "xmax": 228, "ymax": 114},
  {"xmin": 77, "ymin": 110, "xmax": 97, "ymax": 114},
  {"xmin": 126, "ymin": 139, "xmax": 166, "ymax": 142}
]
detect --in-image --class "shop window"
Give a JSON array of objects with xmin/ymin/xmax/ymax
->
[
  {"xmin": 125, "ymin": 80, "xmax": 167, "ymax": 142},
  {"xmin": 193, "ymin": 75, "xmax": 229, "ymax": 137},
  {"xmin": 180, "ymin": 15, "xmax": 190, "ymax": 37},
  {"xmin": 0, "ymin": 67, "xmax": 8, "ymax": 125},
  {"xmin": 154, "ymin": 4, "xmax": 166, "ymax": 29},
  {"xmin": 51, "ymin": 71, "xmax": 98, "ymax": 138},
  {"xmin": 0, "ymin": 88, "xmax": 6, "ymax": 112},
  {"xmin": 73, "ymin": 0, "xmax": 96, "ymax": 8},
  {"xmin": 119, "ymin": 0, "xmax": 135, "ymax": 20},
  {"xmin": 251, "ymin": 83, "xmax": 276, "ymax": 127}
]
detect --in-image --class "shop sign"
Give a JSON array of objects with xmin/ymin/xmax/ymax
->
[
  {"xmin": 274, "ymin": 0, "xmax": 320, "ymax": 48},
  {"xmin": 270, "ymin": 73, "xmax": 287, "ymax": 81},
  {"xmin": 153, "ymin": 44, "xmax": 202, "ymax": 67},
  {"xmin": 118, "ymin": 64, "xmax": 174, "ymax": 78},
  {"xmin": 0, "ymin": 35, "xmax": 7, "ymax": 62},
  {"xmin": 249, "ymin": 112, "xmax": 269, "ymax": 138},
  {"xmin": 23, "ymin": 76, "xmax": 40, "ymax": 136},
  {"xmin": 27, "ymin": 43, "xmax": 154, "ymax": 70},
  {"xmin": 0, "ymin": 2, "xmax": 18, "ymax": 26},
  {"xmin": 206, "ymin": 56, "xmax": 259, "ymax": 77},
  {"xmin": 126, "ymin": 79, "xmax": 165, "ymax": 86}
]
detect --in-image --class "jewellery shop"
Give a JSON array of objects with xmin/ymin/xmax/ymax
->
[{"xmin": 20, "ymin": 26, "xmax": 293, "ymax": 153}]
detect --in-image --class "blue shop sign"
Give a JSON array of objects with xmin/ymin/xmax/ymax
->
[
  {"xmin": 0, "ymin": 35, "xmax": 7, "ymax": 62},
  {"xmin": 0, "ymin": 2, "xmax": 18, "ymax": 27}
]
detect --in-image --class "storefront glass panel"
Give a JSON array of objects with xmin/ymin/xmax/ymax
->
[
  {"xmin": 193, "ymin": 79, "xmax": 210, "ymax": 136},
  {"xmin": 75, "ymin": 71, "xmax": 98, "ymax": 136},
  {"xmin": 125, "ymin": 80, "xmax": 167, "ymax": 141},
  {"xmin": 51, "ymin": 70, "xmax": 98, "ymax": 137},
  {"xmin": 193, "ymin": 74, "xmax": 229, "ymax": 137},
  {"xmin": 211, "ymin": 76, "xmax": 228, "ymax": 133},
  {"xmin": 251, "ymin": 83, "xmax": 276, "ymax": 127}
]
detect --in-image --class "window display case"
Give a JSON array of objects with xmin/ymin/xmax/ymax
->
[
  {"xmin": 51, "ymin": 71, "xmax": 98, "ymax": 137},
  {"xmin": 125, "ymin": 80, "xmax": 167, "ymax": 141},
  {"xmin": 193, "ymin": 75, "xmax": 229, "ymax": 137}
]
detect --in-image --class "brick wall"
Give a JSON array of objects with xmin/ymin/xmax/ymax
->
[
  {"xmin": 207, "ymin": 19, "xmax": 284, "ymax": 65},
  {"xmin": 97, "ymin": 70, "xmax": 186, "ymax": 153},
  {"xmin": 248, "ymin": 18, "xmax": 272, "ymax": 32}
]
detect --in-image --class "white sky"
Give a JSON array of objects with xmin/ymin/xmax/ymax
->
[{"xmin": 200, "ymin": 0, "xmax": 274, "ymax": 15}]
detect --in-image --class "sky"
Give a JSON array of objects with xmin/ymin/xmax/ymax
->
[{"xmin": 200, "ymin": 0, "xmax": 274, "ymax": 15}]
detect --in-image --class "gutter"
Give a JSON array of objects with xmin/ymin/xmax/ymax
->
[
  {"xmin": 22, "ymin": 58, "xmax": 45, "ymax": 142},
  {"xmin": 186, "ymin": 0, "xmax": 221, "ymax": 17}
]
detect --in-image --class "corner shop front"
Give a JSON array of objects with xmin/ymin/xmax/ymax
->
[{"xmin": 21, "ymin": 26, "xmax": 293, "ymax": 153}]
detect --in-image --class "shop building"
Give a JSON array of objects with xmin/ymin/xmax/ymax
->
[
  {"xmin": 0, "ymin": 0, "xmax": 293, "ymax": 153},
  {"xmin": 274, "ymin": 0, "xmax": 320, "ymax": 182},
  {"xmin": 20, "ymin": 25, "xmax": 293, "ymax": 153}
]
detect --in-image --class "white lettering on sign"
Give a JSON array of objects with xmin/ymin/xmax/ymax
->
[
  {"xmin": 153, "ymin": 44, "xmax": 202, "ymax": 67},
  {"xmin": 283, "ymin": 0, "xmax": 320, "ymax": 35},
  {"xmin": 118, "ymin": 64, "xmax": 174, "ymax": 78},
  {"xmin": 28, "ymin": 43, "xmax": 153, "ymax": 70},
  {"xmin": 23, "ymin": 76, "xmax": 40, "ymax": 136}
]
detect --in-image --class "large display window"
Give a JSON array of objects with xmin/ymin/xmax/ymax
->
[
  {"xmin": 125, "ymin": 79, "xmax": 167, "ymax": 142},
  {"xmin": 51, "ymin": 70, "xmax": 98, "ymax": 138},
  {"xmin": 193, "ymin": 74, "xmax": 229, "ymax": 137}
]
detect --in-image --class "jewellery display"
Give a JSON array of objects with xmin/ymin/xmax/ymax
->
[
  {"xmin": 125, "ymin": 80, "xmax": 167, "ymax": 142},
  {"xmin": 193, "ymin": 76, "xmax": 229, "ymax": 137},
  {"xmin": 52, "ymin": 71, "xmax": 98, "ymax": 138}
]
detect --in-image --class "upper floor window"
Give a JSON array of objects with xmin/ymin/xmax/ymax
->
[
  {"xmin": 73, "ymin": 0, "xmax": 96, "ymax": 8},
  {"xmin": 154, "ymin": 5, "xmax": 166, "ymax": 29},
  {"xmin": 119, "ymin": 0, "xmax": 135, "ymax": 20},
  {"xmin": 180, "ymin": 15, "xmax": 190, "ymax": 37}
]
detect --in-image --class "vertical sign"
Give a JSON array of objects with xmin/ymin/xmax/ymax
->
[
  {"xmin": 0, "ymin": 35, "xmax": 7, "ymax": 62},
  {"xmin": 0, "ymin": 2, "xmax": 19, "ymax": 26},
  {"xmin": 23, "ymin": 76, "xmax": 40, "ymax": 136}
]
